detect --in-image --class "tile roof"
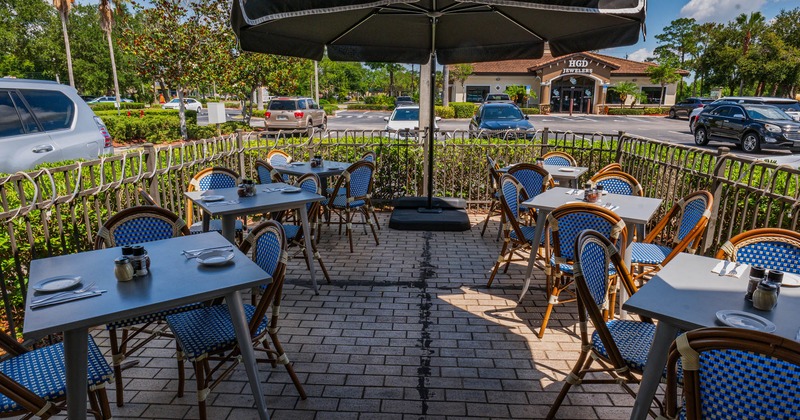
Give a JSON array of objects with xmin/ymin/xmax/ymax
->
[{"xmin": 465, "ymin": 51, "xmax": 690, "ymax": 77}]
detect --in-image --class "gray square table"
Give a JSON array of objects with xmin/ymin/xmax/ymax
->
[
  {"xmin": 23, "ymin": 232, "xmax": 274, "ymax": 420},
  {"xmin": 273, "ymin": 160, "xmax": 350, "ymax": 191},
  {"xmin": 185, "ymin": 182, "xmax": 325, "ymax": 293},
  {"xmin": 499, "ymin": 164, "xmax": 589, "ymax": 188},
  {"xmin": 519, "ymin": 187, "xmax": 663, "ymax": 303},
  {"xmin": 623, "ymin": 253, "xmax": 800, "ymax": 420}
]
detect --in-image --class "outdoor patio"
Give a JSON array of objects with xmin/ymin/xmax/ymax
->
[{"xmin": 62, "ymin": 212, "xmax": 645, "ymax": 420}]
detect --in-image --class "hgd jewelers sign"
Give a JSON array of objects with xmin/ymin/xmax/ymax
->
[{"xmin": 561, "ymin": 59, "xmax": 592, "ymax": 74}]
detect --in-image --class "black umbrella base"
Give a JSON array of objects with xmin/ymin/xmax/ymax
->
[{"xmin": 389, "ymin": 197, "xmax": 471, "ymax": 232}]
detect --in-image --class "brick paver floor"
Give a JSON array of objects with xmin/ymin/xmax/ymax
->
[{"xmin": 52, "ymin": 212, "xmax": 663, "ymax": 419}]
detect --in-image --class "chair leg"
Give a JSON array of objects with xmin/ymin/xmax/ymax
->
[
  {"xmin": 176, "ymin": 342, "xmax": 185, "ymax": 398},
  {"xmin": 346, "ymin": 208, "xmax": 355, "ymax": 253},
  {"xmin": 88, "ymin": 389, "xmax": 102, "ymax": 420},
  {"xmin": 496, "ymin": 211, "xmax": 505, "ymax": 241},
  {"xmin": 267, "ymin": 332, "xmax": 308, "ymax": 399},
  {"xmin": 96, "ymin": 387, "xmax": 112, "ymax": 420},
  {"xmin": 108, "ymin": 328, "xmax": 125, "ymax": 407},
  {"xmin": 481, "ymin": 199, "xmax": 496, "ymax": 236},
  {"xmin": 368, "ymin": 202, "xmax": 381, "ymax": 230},
  {"xmin": 538, "ymin": 282, "xmax": 561, "ymax": 339},
  {"xmin": 546, "ymin": 352, "xmax": 594, "ymax": 420},
  {"xmin": 301, "ymin": 246, "xmax": 312, "ymax": 271},
  {"xmin": 311, "ymin": 243, "xmax": 332, "ymax": 283},
  {"xmin": 487, "ymin": 240, "xmax": 510, "ymax": 287},
  {"xmin": 366, "ymin": 208, "xmax": 379, "ymax": 246},
  {"xmin": 193, "ymin": 360, "xmax": 208, "ymax": 420}
]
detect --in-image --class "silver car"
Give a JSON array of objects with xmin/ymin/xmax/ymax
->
[
  {"xmin": 264, "ymin": 97, "xmax": 327, "ymax": 133},
  {"xmin": 0, "ymin": 79, "xmax": 113, "ymax": 173}
]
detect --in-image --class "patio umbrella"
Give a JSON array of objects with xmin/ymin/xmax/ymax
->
[{"xmin": 231, "ymin": 0, "xmax": 647, "ymax": 208}]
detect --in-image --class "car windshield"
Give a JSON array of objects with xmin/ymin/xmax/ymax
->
[
  {"xmin": 392, "ymin": 108, "xmax": 419, "ymax": 121},
  {"xmin": 772, "ymin": 102, "xmax": 800, "ymax": 112},
  {"xmin": 169, "ymin": 99, "xmax": 180, "ymax": 103},
  {"xmin": 483, "ymin": 106, "xmax": 523, "ymax": 120},
  {"xmin": 744, "ymin": 106, "xmax": 792, "ymax": 121},
  {"xmin": 268, "ymin": 100, "xmax": 297, "ymax": 111},
  {"xmin": 486, "ymin": 94, "xmax": 508, "ymax": 100}
]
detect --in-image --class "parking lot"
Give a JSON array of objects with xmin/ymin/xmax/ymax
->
[{"xmin": 328, "ymin": 110, "xmax": 800, "ymax": 164}]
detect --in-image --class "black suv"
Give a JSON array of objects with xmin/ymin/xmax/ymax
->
[
  {"xmin": 693, "ymin": 104, "xmax": 800, "ymax": 153},
  {"xmin": 669, "ymin": 97, "xmax": 713, "ymax": 119}
]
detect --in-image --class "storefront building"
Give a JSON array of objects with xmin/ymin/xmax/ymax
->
[{"xmin": 452, "ymin": 49, "xmax": 688, "ymax": 113}]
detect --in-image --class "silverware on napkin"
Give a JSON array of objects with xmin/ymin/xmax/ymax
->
[{"xmin": 30, "ymin": 290, "xmax": 105, "ymax": 309}]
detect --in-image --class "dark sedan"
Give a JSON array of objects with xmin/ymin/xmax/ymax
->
[
  {"xmin": 669, "ymin": 97, "xmax": 713, "ymax": 119},
  {"xmin": 693, "ymin": 104, "xmax": 800, "ymax": 153},
  {"xmin": 469, "ymin": 103, "xmax": 535, "ymax": 139}
]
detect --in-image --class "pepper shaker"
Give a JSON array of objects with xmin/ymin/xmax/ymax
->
[
  {"xmin": 131, "ymin": 245, "xmax": 148, "ymax": 277},
  {"xmin": 115, "ymin": 257, "xmax": 134, "ymax": 282},
  {"xmin": 766, "ymin": 270, "xmax": 783, "ymax": 295},
  {"xmin": 745, "ymin": 266, "xmax": 765, "ymax": 301},
  {"xmin": 752, "ymin": 281, "xmax": 778, "ymax": 311}
]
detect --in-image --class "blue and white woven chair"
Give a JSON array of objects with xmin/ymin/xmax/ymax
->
[
  {"xmin": 487, "ymin": 175, "xmax": 545, "ymax": 287},
  {"xmin": 547, "ymin": 229, "xmax": 659, "ymax": 420},
  {"xmin": 664, "ymin": 327, "xmax": 800, "ymax": 420},
  {"xmin": 254, "ymin": 159, "xmax": 284, "ymax": 185},
  {"xmin": 94, "ymin": 206, "xmax": 196, "ymax": 407},
  {"xmin": 267, "ymin": 149, "xmax": 292, "ymax": 182},
  {"xmin": 480, "ymin": 154, "xmax": 504, "ymax": 239},
  {"xmin": 360, "ymin": 150, "xmax": 377, "ymax": 162},
  {"xmin": 0, "ymin": 332, "xmax": 113, "ymax": 419},
  {"xmin": 185, "ymin": 167, "xmax": 246, "ymax": 241},
  {"xmin": 542, "ymin": 151, "xmax": 577, "ymax": 167},
  {"xmin": 631, "ymin": 190, "xmax": 713, "ymax": 281},
  {"xmin": 326, "ymin": 161, "xmax": 379, "ymax": 253},
  {"xmin": 328, "ymin": 151, "xmax": 381, "ymax": 229},
  {"xmin": 595, "ymin": 162, "xmax": 622, "ymax": 175},
  {"xmin": 166, "ymin": 221, "xmax": 306, "ymax": 420},
  {"xmin": 538, "ymin": 203, "xmax": 627, "ymax": 338},
  {"xmin": 589, "ymin": 170, "xmax": 644, "ymax": 196},
  {"xmin": 715, "ymin": 227, "xmax": 800, "ymax": 275},
  {"xmin": 507, "ymin": 162, "xmax": 554, "ymax": 222},
  {"xmin": 279, "ymin": 173, "xmax": 332, "ymax": 285}
]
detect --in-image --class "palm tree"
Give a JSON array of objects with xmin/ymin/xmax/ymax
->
[
  {"xmin": 99, "ymin": 0, "xmax": 121, "ymax": 104},
  {"xmin": 610, "ymin": 81, "xmax": 639, "ymax": 108},
  {"xmin": 646, "ymin": 61, "xmax": 680, "ymax": 105},
  {"xmin": 734, "ymin": 12, "xmax": 766, "ymax": 94},
  {"xmin": 53, "ymin": 0, "xmax": 75, "ymax": 88}
]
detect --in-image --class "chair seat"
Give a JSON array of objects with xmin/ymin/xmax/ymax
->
[
  {"xmin": 326, "ymin": 187, "xmax": 346, "ymax": 196},
  {"xmin": 550, "ymin": 255, "xmax": 616, "ymax": 275},
  {"xmin": 189, "ymin": 219, "xmax": 244, "ymax": 235},
  {"xmin": 0, "ymin": 336, "xmax": 113, "ymax": 413},
  {"xmin": 510, "ymin": 226, "xmax": 545, "ymax": 245},
  {"xmin": 592, "ymin": 320, "xmax": 656, "ymax": 373},
  {"xmin": 106, "ymin": 302, "xmax": 205, "ymax": 329},
  {"xmin": 631, "ymin": 243, "xmax": 673, "ymax": 265},
  {"xmin": 166, "ymin": 304, "xmax": 269, "ymax": 361},
  {"xmin": 282, "ymin": 224, "xmax": 301, "ymax": 240},
  {"xmin": 327, "ymin": 195, "xmax": 366, "ymax": 208}
]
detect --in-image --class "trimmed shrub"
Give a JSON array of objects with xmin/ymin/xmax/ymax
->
[
  {"xmin": 450, "ymin": 102, "xmax": 477, "ymax": 118},
  {"xmin": 520, "ymin": 107, "xmax": 541, "ymax": 115},
  {"xmin": 435, "ymin": 105, "xmax": 455, "ymax": 119},
  {"xmin": 364, "ymin": 94, "xmax": 395, "ymax": 106},
  {"xmin": 89, "ymin": 102, "xmax": 147, "ymax": 111},
  {"xmin": 608, "ymin": 108, "xmax": 646, "ymax": 115},
  {"xmin": 94, "ymin": 109, "xmax": 189, "ymax": 117},
  {"xmin": 347, "ymin": 104, "xmax": 394, "ymax": 111},
  {"xmin": 322, "ymin": 104, "xmax": 337, "ymax": 116},
  {"xmin": 644, "ymin": 107, "xmax": 668, "ymax": 115},
  {"xmin": 101, "ymin": 112, "xmax": 243, "ymax": 143}
]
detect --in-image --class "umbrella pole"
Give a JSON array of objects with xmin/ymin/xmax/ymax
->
[{"xmin": 419, "ymin": 52, "xmax": 441, "ymax": 213}]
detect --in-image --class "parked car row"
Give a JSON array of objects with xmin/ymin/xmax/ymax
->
[{"xmin": 692, "ymin": 99, "xmax": 800, "ymax": 153}]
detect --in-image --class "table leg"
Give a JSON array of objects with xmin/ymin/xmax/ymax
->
[
  {"xmin": 64, "ymin": 328, "xmax": 89, "ymax": 420},
  {"xmin": 299, "ymin": 206, "xmax": 319, "ymax": 294},
  {"xmin": 225, "ymin": 290, "xmax": 270, "ymax": 420},
  {"xmin": 630, "ymin": 322, "xmax": 678, "ymax": 420},
  {"xmin": 618, "ymin": 221, "xmax": 638, "ymax": 319},
  {"xmin": 202, "ymin": 212, "xmax": 210, "ymax": 233},
  {"xmin": 221, "ymin": 215, "xmax": 237, "ymax": 244},
  {"xmin": 519, "ymin": 209, "xmax": 549, "ymax": 303}
]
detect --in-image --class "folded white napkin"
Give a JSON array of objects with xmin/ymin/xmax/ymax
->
[{"xmin": 711, "ymin": 260, "xmax": 748, "ymax": 278}]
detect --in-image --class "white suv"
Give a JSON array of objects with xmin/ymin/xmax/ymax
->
[{"xmin": 0, "ymin": 79, "xmax": 113, "ymax": 173}]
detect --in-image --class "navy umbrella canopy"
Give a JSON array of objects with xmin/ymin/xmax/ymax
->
[{"xmin": 231, "ymin": 0, "xmax": 646, "ymax": 208}]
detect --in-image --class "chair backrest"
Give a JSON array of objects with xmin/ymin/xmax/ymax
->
[
  {"xmin": 296, "ymin": 173, "xmax": 321, "ymax": 216},
  {"xmin": 642, "ymin": 190, "xmax": 713, "ymax": 262},
  {"xmin": 498, "ymin": 175, "xmax": 530, "ymax": 242},
  {"xmin": 330, "ymin": 161, "xmax": 375, "ymax": 204},
  {"xmin": 254, "ymin": 159, "xmax": 284, "ymax": 185},
  {"xmin": 361, "ymin": 150, "xmax": 377, "ymax": 162},
  {"xmin": 137, "ymin": 187, "xmax": 158, "ymax": 206},
  {"xmin": 542, "ymin": 151, "xmax": 576, "ymax": 167},
  {"xmin": 186, "ymin": 167, "xmax": 239, "ymax": 226},
  {"xmin": 267, "ymin": 149, "xmax": 292, "ymax": 166},
  {"xmin": 94, "ymin": 206, "xmax": 190, "ymax": 249},
  {"xmin": 546, "ymin": 203, "xmax": 627, "ymax": 273},
  {"xmin": 664, "ymin": 328, "xmax": 800, "ymax": 420},
  {"xmin": 487, "ymin": 154, "xmax": 501, "ymax": 193},
  {"xmin": 507, "ymin": 163, "xmax": 553, "ymax": 200},
  {"xmin": 238, "ymin": 220, "xmax": 287, "ymax": 335},
  {"xmin": 573, "ymin": 229, "xmax": 642, "ymax": 370},
  {"xmin": 715, "ymin": 227, "xmax": 800, "ymax": 274},
  {"xmin": 589, "ymin": 170, "xmax": 643, "ymax": 196},
  {"xmin": 596, "ymin": 162, "xmax": 622, "ymax": 175}
]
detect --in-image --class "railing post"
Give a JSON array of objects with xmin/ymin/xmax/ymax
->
[
  {"xmin": 143, "ymin": 143, "xmax": 160, "ymax": 206},
  {"xmin": 235, "ymin": 129, "xmax": 246, "ymax": 179},
  {"xmin": 541, "ymin": 127, "xmax": 550, "ymax": 155},
  {"xmin": 614, "ymin": 131, "xmax": 626, "ymax": 164},
  {"xmin": 700, "ymin": 146, "xmax": 731, "ymax": 253}
]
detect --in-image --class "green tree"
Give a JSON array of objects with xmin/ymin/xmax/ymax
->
[
  {"xmin": 365, "ymin": 63, "xmax": 404, "ymax": 96},
  {"xmin": 504, "ymin": 85, "xmax": 532, "ymax": 106},
  {"xmin": 610, "ymin": 81, "xmax": 639, "ymax": 108},
  {"xmin": 53, "ymin": 0, "xmax": 75, "ymax": 87},
  {"xmin": 449, "ymin": 64, "xmax": 474, "ymax": 96},
  {"xmin": 646, "ymin": 60, "xmax": 681, "ymax": 105},
  {"xmin": 732, "ymin": 12, "xmax": 767, "ymax": 94},
  {"xmin": 653, "ymin": 17, "xmax": 698, "ymax": 98},
  {"xmin": 99, "ymin": 0, "xmax": 120, "ymax": 104}
]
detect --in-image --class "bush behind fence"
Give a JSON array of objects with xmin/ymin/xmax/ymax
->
[{"xmin": 1, "ymin": 130, "xmax": 798, "ymax": 335}]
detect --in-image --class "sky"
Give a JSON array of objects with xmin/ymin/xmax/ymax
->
[{"xmin": 604, "ymin": 0, "xmax": 797, "ymax": 62}]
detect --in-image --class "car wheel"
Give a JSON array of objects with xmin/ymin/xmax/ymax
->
[
  {"xmin": 669, "ymin": 109, "xmax": 676, "ymax": 119},
  {"xmin": 694, "ymin": 127, "xmax": 709, "ymax": 146},
  {"xmin": 196, "ymin": 106, "xmax": 202, "ymax": 112},
  {"xmin": 741, "ymin": 132, "xmax": 762, "ymax": 153}
]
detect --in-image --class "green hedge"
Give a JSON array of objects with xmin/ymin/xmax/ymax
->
[
  {"xmin": 450, "ymin": 102, "xmax": 477, "ymax": 118},
  {"xmin": 520, "ymin": 107, "xmax": 541, "ymax": 115},
  {"xmin": 644, "ymin": 107, "xmax": 669, "ymax": 115},
  {"xmin": 89, "ymin": 102, "xmax": 147, "ymax": 111},
  {"xmin": 364, "ymin": 94, "xmax": 395, "ymax": 106},
  {"xmin": 435, "ymin": 105, "xmax": 455, "ymax": 119},
  {"xmin": 608, "ymin": 108, "xmax": 646, "ymax": 115},
  {"xmin": 95, "ymin": 109, "xmax": 186, "ymax": 117},
  {"xmin": 347, "ymin": 104, "xmax": 394, "ymax": 111},
  {"xmin": 102, "ymin": 112, "xmax": 244, "ymax": 143},
  {"xmin": 322, "ymin": 104, "xmax": 337, "ymax": 116}
]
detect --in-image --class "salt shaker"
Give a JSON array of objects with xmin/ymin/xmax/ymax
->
[
  {"xmin": 752, "ymin": 281, "xmax": 778, "ymax": 311},
  {"xmin": 766, "ymin": 270, "xmax": 783, "ymax": 296},
  {"xmin": 114, "ymin": 257, "xmax": 134, "ymax": 282},
  {"xmin": 745, "ymin": 266, "xmax": 765, "ymax": 301},
  {"xmin": 131, "ymin": 245, "xmax": 149, "ymax": 277}
]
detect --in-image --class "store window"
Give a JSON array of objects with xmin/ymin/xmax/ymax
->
[
  {"xmin": 606, "ymin": 89, "xmax": 623, "ymax": 104},
  {"xmin": 466, "ymin": 86, "xmax": 490, "ymax": 103},
  {"xmin": 641, "ymin": 87, "xmax": 665, "ymax": 104}
]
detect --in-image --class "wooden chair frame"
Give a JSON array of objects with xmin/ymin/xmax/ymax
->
[
  {"xmin": 547, "ymin": 229, "xmax": 654, "ymax": 419},
  {"xmin": 254, "ymin": 159, "xmax": 285, "ymax": 184},
  {"xmin": 266, "ymin": 149, "xmax": 292, "ymax": 166},
  {"xmin": 507, "ymin": 163, "xmax": 555, "ymax": 223},
  {"xmin": 542, "ymin": 151, "xmax": 577, "ymax": 166},
  {"xmin": 326, "ymin": 161, "xmax": 379, "ymax": 253},
  {"xmin": 589, "ymin": 170, "xmax": 644, "ymax": 196},
  {"xmin": 480, "ymin": 154, "xmax": 504, "ymax": 239},
  {"xmin": 715, "ymin": 227, "xmax": 800, "ymax": 263},
  {"xmin": 664, "ymin": 328, "xmax": 800, "ymax": 420},
  {"xmin": 595, "ymin": 162, "xmax": 622, "ymax": 175}
]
